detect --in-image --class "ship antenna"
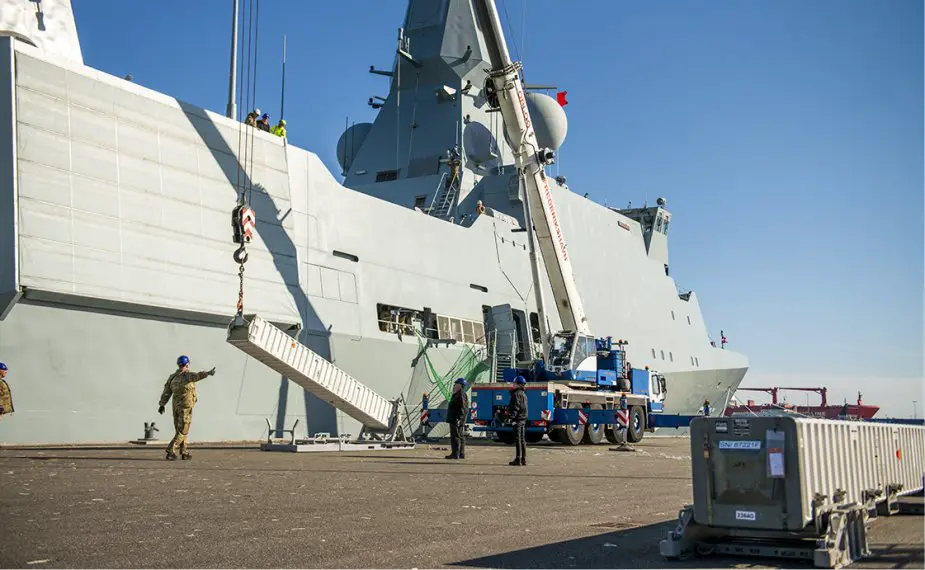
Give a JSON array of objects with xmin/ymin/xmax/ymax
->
[{"xmin": 226, "ymin": 0, "xmax": 239, "ymax": 119}]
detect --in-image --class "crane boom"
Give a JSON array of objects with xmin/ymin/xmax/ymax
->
[{"xmin": 475, "ymin": 0, "xmax": 590, "ymax": 338}]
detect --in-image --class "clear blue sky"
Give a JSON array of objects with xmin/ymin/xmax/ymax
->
[{"xmin": 71, "ymin": 1, "xmax": 923, "ymax": 381}]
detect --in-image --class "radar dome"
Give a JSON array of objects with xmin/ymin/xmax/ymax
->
[
  {"xmin": 336, "ymin": 122, "xmax": 373, "ymax": 172},
  {"xmin": 525, "ymin": 92, "xmax": 568, "ymax": 150}
]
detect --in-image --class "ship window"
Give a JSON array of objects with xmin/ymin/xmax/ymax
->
[
  {"xmin": 652, "ymin": 348, "xmax": 657, "ymax": 359},
  {"xmin": 470, "ymin": 283, "xmax": 488, "ymax": 293},
  {"xmin": 436, "ymin": 313, "xmax": 486, "ymax": 346},
  {"xmin": 695, "ymin": 357, "xmax": 700, "ymax": 367},
  {"xmin": 529, "ymin": 312, "xmax": 540, "ymax": 346},
  {"xmin": 655, "ymin": 215, "xmax": 663, "ymax": 233},
  {"xmin": 687, "ymin": 316, "xmax": 691, "ymax": 325},
  {"xmin": 660, "ymin": 350, "xmax": 665, "ymax": 360},
  {"xmin": 691, "ymin": 356, "xmax": 695, "ymax": 366},
  {"xmin": 663, "ymin": 219, "xmax": 670, "ymax": 235},
  {"xmin": 414, "ymin": 195, "xmax": 427, "ymax": 208},
  {"xmin": 669, "ymin": 352, "xmax": 673, "ymax": 362},
  {"xmin": 375, "ymin": 169, "xmax": 399, "ymax": 182},
  {"xmin": 333, "ymin": 250, "xmax": 359, "ymax": 262},
  {"xmin": 462, "ymin": 320, "xmax": 475, "ymax": 344},
  {"xmin": 671, "ymin": 310, "xmax": 675, "ymax": 320}
]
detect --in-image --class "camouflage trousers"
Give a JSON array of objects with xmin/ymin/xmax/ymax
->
[{"xmin": 167, "ymin": 406, "xmax": 193, "ymax": 455}]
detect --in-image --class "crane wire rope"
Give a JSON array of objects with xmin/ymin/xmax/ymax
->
[{"xmin": 232, "ymin": 0, "xmax": 261, "ymax": 316}]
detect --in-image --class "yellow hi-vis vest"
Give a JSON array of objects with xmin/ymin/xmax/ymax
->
[{"xmin": 272, "ymin": 125, "xmax": 287, "ymax": 138}]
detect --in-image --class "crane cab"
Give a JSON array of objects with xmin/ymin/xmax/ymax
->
[{"xmin": 546, "ymin": 332, "xmax": 597, "ymax": 381}]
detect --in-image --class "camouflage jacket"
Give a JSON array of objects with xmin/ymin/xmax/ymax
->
[
  {"xmin": 0, "ymin": 380, "xmax": 12, "ymax": 415},
  {"xmin": 159, "ymin": 370, "xmax": 211, "ymax": 409}
]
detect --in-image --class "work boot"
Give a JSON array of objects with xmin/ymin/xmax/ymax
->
[
  {"xmin": 509, "ymin": 459, "xmax": 521, "ymax": 466},
  {"xmin": 444, "ymin": 454, "xmax": 459, "ymax": 459},
  {"xmin": 459, "ymin": 454, "xmax": 466, "ymax": 459},
  {"xmin": 520, "ymin": 459, "xmax": 526, "ymax": 466},
  {"xmin": 166, "ymin": 451, "xmax": 178, "ymax": 461},
  {"xmin": 181, "ymin": 452, "xmax": 192, "ymax": 461}
]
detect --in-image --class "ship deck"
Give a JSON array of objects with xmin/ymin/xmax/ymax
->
[{"xmin": 1, "ymin": 438, "xmax": 921, "ymax": 568}]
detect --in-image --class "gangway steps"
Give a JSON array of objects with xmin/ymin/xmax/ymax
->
[{"xmin": 227, "ymin": 314, "xmax": 392, "ymax": 431}]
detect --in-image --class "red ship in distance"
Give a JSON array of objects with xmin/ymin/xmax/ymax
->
[{"xmin": 724, "ymin": 387, "xmax": 880, "ymax": 420}]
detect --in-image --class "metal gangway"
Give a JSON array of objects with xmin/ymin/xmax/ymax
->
[{"xmin": 227, "ymin": 314, "xmax": 414, "ymax": 452}]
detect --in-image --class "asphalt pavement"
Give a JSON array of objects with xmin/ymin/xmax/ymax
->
[{"xmin": 1, "ymin": 438, "xmax": 921, "ymax": 568}]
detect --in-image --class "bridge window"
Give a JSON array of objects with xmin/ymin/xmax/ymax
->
[
  {"xmin": 687, "ymin": 316, "xmax": 691, "ymax": 325},
  {"xmin": 671, "ymin": 310, "xmax": 675, "ymax": 320},
  {"xmin": 414, "ymin": 195, "xmax": 427, "ymax": 208},
  {"xmin": 669, "ymin": 352, "xmax": 673, "ymax": 362},
  {"xmin": 652, "ymin": 348, "xmax": 657, "ymax": 359},
  {"xmin": 660, "ymin": 350, "xmax": 665, "ymax": 360},
  {"xmin": 663, "ymin": 219, "xmax": 670, "ymax": 235}
]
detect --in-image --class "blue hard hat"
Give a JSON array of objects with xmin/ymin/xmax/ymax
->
[
  {"xmin": 513, "ymin": 375, "xmax": 526, "ymax": 385},
  {"xmin": 177, "ymin": 355, "xmax": 190, "ymax": 366},
  {"xmin": 454, "ymin": 378, "xmax": 467, "ymax": 386},
  {"xmin": 0, "ymin": 362, "xmax": 6, "ymax": 371}
]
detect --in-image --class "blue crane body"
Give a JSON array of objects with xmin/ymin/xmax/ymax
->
[{"xmin": 423, "ymin": 337, "xmax": 707, "ymax": 446}]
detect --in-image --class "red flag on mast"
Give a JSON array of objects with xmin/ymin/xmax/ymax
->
[{"xmin": 556, "ymin": 90, "xmax": 568, "ymax": 107}]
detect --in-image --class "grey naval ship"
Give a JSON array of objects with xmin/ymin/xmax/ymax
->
[{"xmin": 0, "ymin": 0, "xmax": 748, "ymax": 444}]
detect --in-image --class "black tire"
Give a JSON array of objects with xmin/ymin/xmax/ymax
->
[
  {"xmin": 525, "ymin": 431, "xmax": 544, "ymax": 444},
  {"xmin": 496, "ymin": 431, "xmax": 514, "ymax": 445},
  {"xmin": 604, "ymin": 426, "xmax": 620, "ymax": 444},
  {"xmin": 626, "ymin": 405, "xmax": 645, "ymax": 443},
  {"xmin": 554, "ymin": 404, "xmax": 585, "ymax": 446},
  {"xmin": 582, "ymin": 404, "xmax": 604, "ymax": 444}
]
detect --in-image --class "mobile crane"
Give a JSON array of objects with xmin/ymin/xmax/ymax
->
[{"xmin": 426, "ymin": 0, "xmax": 705, "ymax": 445}]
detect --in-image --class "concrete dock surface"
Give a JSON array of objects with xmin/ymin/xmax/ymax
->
[{"xmin": 1, "ymin": 437, "xmax": 922, "ymax": 568}]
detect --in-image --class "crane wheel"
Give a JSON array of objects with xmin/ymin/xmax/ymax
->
[
  {"xmin": 582, "ymin": 404, "xmax": 604, "ymax": 444},
  {"xmin": 626, "ymin": 405, "xmax": 645, "ymax": 443}
]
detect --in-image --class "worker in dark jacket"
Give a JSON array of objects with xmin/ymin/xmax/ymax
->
[
  {"xmin": 445, "ymin": 378, "xmax": 469, "ymax": 459},
  {"xmin": 507, "ymin": 375, "xmax": 528, "ymax": 466}
]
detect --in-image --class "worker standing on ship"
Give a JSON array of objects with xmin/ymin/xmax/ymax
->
[
  {"xmin": 507, "ymin": 375, "xmax": 528, "ymax": 466},
  {"xmin": 0, "ymin": 363, "xmax": 13, "ymax": 419},
  {"xmin": 271, "ymin": 119, "xmax": 287, "ymax": 139},
  {"xmin": 245, "ymin": 108, "xmax": 260, "ymax": 127},
  {"xmin": 445, "ymin": 378, "xmax": 468, "ymax": 460},
  {"xmin": 257, "ymin": 113, "xmax": 271, "ymax": 132},
  {"xmin": 158, "ymin": 356, "xmax": 216, "ymax": 461}
]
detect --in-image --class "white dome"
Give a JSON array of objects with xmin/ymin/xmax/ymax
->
[
  {"xmin": 336, "ymin": 122, "xmax": 373, "ymax": 172},
  {"xmin": 525, "ymin": 92, "xmax": 568, "ymax": 150}
]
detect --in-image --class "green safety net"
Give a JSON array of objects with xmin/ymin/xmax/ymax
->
[{"xmin": 408, "ymin": 331, "xmax": 491, "ymax": 406}]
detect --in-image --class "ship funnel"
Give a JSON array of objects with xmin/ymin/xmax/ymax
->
[{"xmin": 0, "ymin": 0, "xmax": 83, "ymax": 64}]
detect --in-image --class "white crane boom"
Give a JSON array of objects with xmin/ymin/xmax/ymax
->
[{"xmin": 475, "ymin": 0, "xmax": 591, "ymax": 338}]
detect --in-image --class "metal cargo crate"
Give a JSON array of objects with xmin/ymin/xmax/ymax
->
[{"xmin": 690, "ymin": 414, "xmax": 925, "ymax": 531}]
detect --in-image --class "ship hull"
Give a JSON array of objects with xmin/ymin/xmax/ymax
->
[{"xmin": 0, "ymin": 39, "xmax": 748, "ymax": 445}]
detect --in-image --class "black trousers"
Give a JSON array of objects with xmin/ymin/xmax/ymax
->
[
  {"xmin": 450, "ymin": 418, "xmax": 466, "ymax": 457},
  {"xmin": 513, "ymin": 421, "xmax": 526, "ymax": 462}
]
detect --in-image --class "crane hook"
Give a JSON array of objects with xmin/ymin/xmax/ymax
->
[{"xmin": 233, "ymin": 245, "xmax": 249, "ymax": 265}]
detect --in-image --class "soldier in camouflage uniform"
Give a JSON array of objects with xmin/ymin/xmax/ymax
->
[
  {"xmin": 158, "ymin": 355, "xmax": 216, "ymax": 460},
  {"xmin": 0, "ymin": 362, "xmax": 13, "ymax": 419}
]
